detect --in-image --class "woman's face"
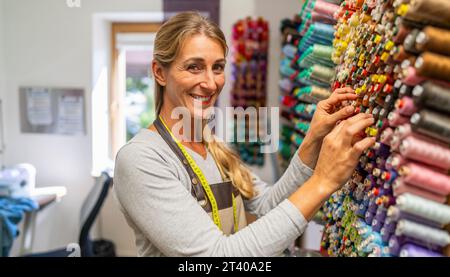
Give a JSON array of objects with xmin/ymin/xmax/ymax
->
[{"xmin": 160, "ymin": 34, "xmax": 226, "ymax": 119}]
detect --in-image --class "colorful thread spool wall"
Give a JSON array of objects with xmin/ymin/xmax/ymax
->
[
  {"xmin": 278, "ymin": 0, "xmax": 340, "ymax": 168},
  {"xmin": 321, "ymin": 0, "xmax": 450, "ymax": 257},
  {"xmin": 230, "ymin": 17, "xmax": 269, "ymax": 166}
]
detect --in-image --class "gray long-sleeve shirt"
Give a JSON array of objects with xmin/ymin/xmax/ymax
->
[{"xmin": 113, "ymin": 128, "xmax": 314, "ymax": 257}]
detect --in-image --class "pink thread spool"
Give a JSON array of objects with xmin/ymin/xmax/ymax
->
[
  {"xmin": 386, "ymin": 154, "xmax": 407, "ymax": 170},
  {"xmin": 402, "ymin": 67, "xmax": 426, "ymax": 86},
  {"xmin": 390, "ymin": 125, "xmax": 445, "ymax": 152},
  {"xmin": 393, "ymin": 179, "xmax": 447, "ymax": 203},
  {"xmin": 400, "ymin": 135, "xmax": 450, "ymax": 171},
  {"xmin": 380, "ymin": 127, "xmax": 394, "ymax": 145},
  {"xmin": 394, "ymin": 123, "xmax": 412, "ymax": 139},
  {"xmin": 314, "ymin": 0, "xmax": 339, "ymax": 19},
  {"xmin": 395, "ymin": 97, "xmax": 417, "ymax": 116},
  {"xmin": 403, "ymin": 67, "xmax": 450, "ymax": 87},
  {"xmin": 399, "ymin": 162, "xmax": 450, "ymax": 196},
  {"xmin": 394, "ymin": 124, "xmax": 448, "ymax": 146},
  {"xmin": 311, "ymin": 11, "xmax": 336, "ymax": 24},
  {"xmin": 388, "ymin": 111, "xmax": 410, "ymax": 127}
]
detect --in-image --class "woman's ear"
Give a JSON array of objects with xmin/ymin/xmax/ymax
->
[{"xmin": 152, "ymin": 60, "xmax": 167, "ymax": 86}]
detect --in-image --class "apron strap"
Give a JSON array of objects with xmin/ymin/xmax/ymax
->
[{"xmin": 153, "ymin": 117, "xmax": 207, "ymax": 206}]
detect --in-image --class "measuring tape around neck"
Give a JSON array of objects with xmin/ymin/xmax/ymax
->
[{"xmin": 158, "ymin": 115, "xmax": 238, "ymax": 233}]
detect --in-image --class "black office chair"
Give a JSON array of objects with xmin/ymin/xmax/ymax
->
[{"xmin": 25, "ymin": 171, "xmax": 116, "ymax": 257}]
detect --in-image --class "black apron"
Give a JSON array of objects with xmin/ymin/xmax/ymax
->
[{"xmin": 153, "ymin": 118, "xmax": 247, "ymax": 234}]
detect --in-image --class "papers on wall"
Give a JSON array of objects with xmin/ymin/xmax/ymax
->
[
  {"xmin": 25, "ymin": 88, "xmax": 53, "ymax": 126},
  {"xmin": 19, "ymin": 87, "xmax": 85, "ymax": 135}
]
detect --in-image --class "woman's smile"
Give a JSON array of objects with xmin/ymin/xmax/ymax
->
[{"xmin": 189, "ymin": 92, "xmax": 215, "ymax": 106}]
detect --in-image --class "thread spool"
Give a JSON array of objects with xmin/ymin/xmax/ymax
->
[
  {"xmin": 313, "ymin": 0, "xmax": 340, "ymax": 19},
  {"xmin": 444, "ymin": 245, "xmax": 450, "ymax": 257},
  {"xmin": 403, "ymin": 29, "xmax": 421, "ymax": 54},
  {"xmin": 310, "ymin": 86, "xmax": 331, "ymax": 100},
  {"xmin": 396, "ymin": 193, "xmax": 450, "ymax": 226},
  {"xmin": 401, "ymin": 67, "xmax": 427, "ymax": 86},
  {"xmin": 412, "ymin": 82, "xmax": 450, "ymax": 115},
  {"xmin": 393, "ymin": 24, "xmax": 411, "ymax": 44},
  {"xmin": 404, "ymin": 0, "xmax": 450, "ymax": 29},
  {"xmin": 410, "ymin": 109, "xmax": 450, "ymax": 144},
  {"xmin": 399, "ymin": 243, "xmax": 443, "ymax": 257},
  {"xmin": 388, "ymin": 111, "xmax": 410, "ymax": 127},
  {"xmin": 311, "ymin": 64, "xmax": 335, "ymax": 84},
  {"xmin": 389, "ymin": 234, "xmax": 442, "ymax": 257},
  {"xmin": 399, "ymin": 162, "xmax": 450, "ymax": 195},
  {"xmin": 399, "ymin": 135, "xmax": 450, "ymax": 170},
  {"xmin": 399, "ymin": 84, "xmax": 413, "ymax": 98},
  {"xmin": 415, "ymin": 52, "xmax": 450, "ymax": 82},
  {"xmin": 392, "ymin": 46, "xmax": 410, "ymax": 63},
  {"xmin": 415, "ymin": 26, "xmax": 450, "ymax": 56},
  {"xmin": 279, "ymin": 78, "xmax": 294, "ymax": 93},
  {"xmin": 383, "ymin": 94, "xmax": 395, "ymax": 109},
  {"xmin": 393, "ymin": 123, "xmax": 448, "ymax": 150},
  {"xmin": 386, "ymin": 154, "xmax": 406, "ymax": 170},
  {"xmin": 395, "ymin": 96, "xmax": 417, "ymax": 116},
  {"xmin": 393, "ymin": 179, "xmax": 448, "ymax": 204},
  {"xmin": 395, "ymin": 219, "xmax": 450, "ymax": 247}
]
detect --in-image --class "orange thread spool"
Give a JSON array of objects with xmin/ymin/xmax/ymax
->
[
  {"xmin": 405, "ymin": 0, "xmax": 450, "ymax": 28},
  {"xmin": 415, "ymin": 26, "xmax": 450, "ymax": 56},
  {"xmin": 415, "ymin": 52, "xmax": 450, "ymax": 82}
]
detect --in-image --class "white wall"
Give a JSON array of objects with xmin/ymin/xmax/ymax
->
[
  {"xmin": 2, "ymin": 0, "xmax": 306, "ymax": 256},
  {"xmin": 0, "ymin": 0, "xmax": 4, "ymax": 98},
  {"xmin": 0, "ymin": 0, "xmax": 5, "ymax": 167}
]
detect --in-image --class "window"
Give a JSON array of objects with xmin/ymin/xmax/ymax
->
[{"xmin": 110, "ymin": 23, "xmax": 161, "ymax": 157}]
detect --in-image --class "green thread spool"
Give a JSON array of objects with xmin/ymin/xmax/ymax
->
[{"xmin": 311, "ymin": 64, "xmax": 335, "ymax": 84}]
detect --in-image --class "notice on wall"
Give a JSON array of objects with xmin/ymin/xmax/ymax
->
[
  {"xmin": 26, "ymin": 88, "xmax": 53, "ymax": 126},
  {"xmin": 56, "ymin": 94, "xmax": 84, "ymax": 135},
  {"xmin": 19, "ymin": 87, "xmax": 85, "ymax": 135}
]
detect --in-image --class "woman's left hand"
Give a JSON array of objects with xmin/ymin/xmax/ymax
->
[{"xmin": 298, "ymin": 87, "xmax": 358, "ymax": 169}]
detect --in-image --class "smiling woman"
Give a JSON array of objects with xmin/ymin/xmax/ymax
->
[{"xmin": 113, "ymin": 11, "xmax": 376, "ymax": 257}]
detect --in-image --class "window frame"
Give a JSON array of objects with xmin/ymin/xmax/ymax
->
[{"xmin": 110, "ymin": 23, "xmax": 161, "ymax": 158}]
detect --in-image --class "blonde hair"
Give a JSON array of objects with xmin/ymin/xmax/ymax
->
[{"xmin": 152, "ymin": 11, "xmax": 255, "ymax": 198}]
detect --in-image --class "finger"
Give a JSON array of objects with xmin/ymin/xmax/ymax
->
[
  {"xmin": 329, "ymin": 105, "xmax": 356, "ymax": 125},
  {"xmin": 324, "ymin": 93, "xmax": 358, "ymax": 108},
  {"xmin": 333, "ymin": 87, "xmax": 354, "ymax": 95},
  {"xmin": 327, "ymin": 118, "xmax": 346, "ymax": 136},
  {"xmin": 352, "ymin": 137, "xmax": 376, "ymax": 158},
  {"xmin": 344, "ymin": 117, "xmax": 375, "ymax": 144},
  {"xmin": 343, "ymin": 112, "xmax": 373, "ymax": 126},
  {"xmin": 351, "ymin": 130, "xmax": 367, "ymax": 145}
]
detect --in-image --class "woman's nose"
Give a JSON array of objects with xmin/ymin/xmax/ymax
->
[{"xmin": 200, "ymin": 70, "xmax": 218, "ymax": 91}]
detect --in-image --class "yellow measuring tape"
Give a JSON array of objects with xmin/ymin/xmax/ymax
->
[{"xmin": 159, "ymin": 116, "xmax": 238, "ymax": 233}]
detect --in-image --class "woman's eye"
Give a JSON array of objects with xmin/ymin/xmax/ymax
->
[
  {"xmin": 213, "ymin": 64, "xmax": 225, "ymax": 72},
  {"xmin": 187, "ymin": 64, "xmax": 202, "ymax": 72}
]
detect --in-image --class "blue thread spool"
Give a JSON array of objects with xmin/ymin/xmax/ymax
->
[
  {"xmin": 383, "ymin": 217, "xmax": 397, "ymax": 233},
  {"xmin": 374, "ymin": 142, "xmax": 391, "ymax": 158},
  {"xmin": 365, "ymin": 210, "xmax": 375, "ymax": 225},
  {"xmin": 282, "ymin": 44, "xmax": 297, "ymax": 59},
  {"xmin": 368, "ymin": 199, "xmax": 378, "ymax": 214},
  {"xmin": 371, "ymin": 218, "xmax": 384, "ymax": 232},
  {"xmin": 356, "ymin": 202, "xmax": 368, "ymax": 217},
  {"xmin": 388, "ymin": 235, "xmax": 401, "ymax": 256},
  {"xmin": 362, "ymin": 194, "xmax": 371, "ymax": 206},
  {"xmin": 381, "ymin": 227, "xmax": 392, "ymax": 243},
  {"xmin": 375, "ymin": 206, "xmax": 387, "ymax": 222}
]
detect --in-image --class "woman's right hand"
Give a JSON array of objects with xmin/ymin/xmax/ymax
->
[{"xmin": 313, "ymin": 112, "xmax": 376, "ymax": 193}]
